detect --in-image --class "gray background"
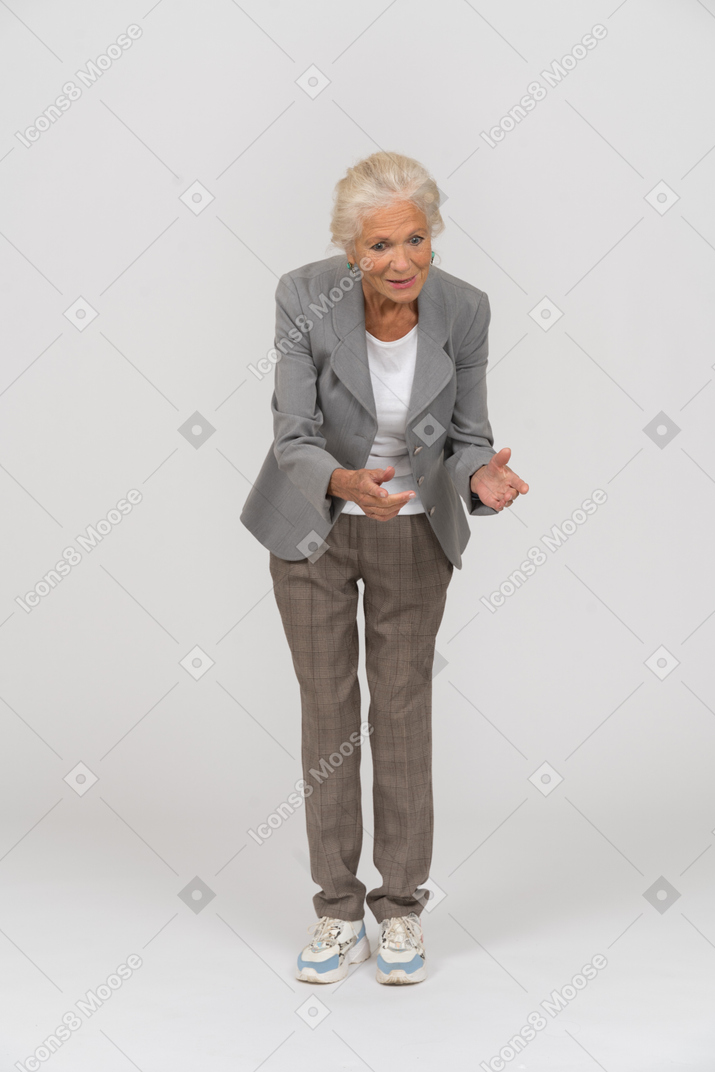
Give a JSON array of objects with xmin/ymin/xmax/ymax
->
[{"xmin": 1, "ymin": 1, "xmax": 714, "ymax": 1069}]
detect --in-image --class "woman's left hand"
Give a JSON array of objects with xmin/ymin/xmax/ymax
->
[{"xmin": 470, "ymin": 447, "xmax": 529, "ymax": 511}]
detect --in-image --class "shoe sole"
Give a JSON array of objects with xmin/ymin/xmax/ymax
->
[
  {"xmin": 376, "ymin": 964, "xmax": 427, "ymax": 985},
  {"xmin": 296, "ymin": 933, "xmax": 371, "ymax": 984}
]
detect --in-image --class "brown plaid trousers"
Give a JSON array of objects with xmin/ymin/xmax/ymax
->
[{"xmin": 269, "ymin": 510, "xmax": 454, "ymax": 923}]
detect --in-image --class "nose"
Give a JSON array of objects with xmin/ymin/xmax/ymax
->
[{"xmin": 388, "ymin": 244, "xmax": 412, "ymax": 272}]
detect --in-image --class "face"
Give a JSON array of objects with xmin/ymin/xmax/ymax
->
[{"xmin": 349, "ymin": 200, "xmax": 432, "ymax": 304}]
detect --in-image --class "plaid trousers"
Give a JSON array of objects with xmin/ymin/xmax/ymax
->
[{"xmin": 269, "ymin": 511, "xmax": 453, "ymax": 923}]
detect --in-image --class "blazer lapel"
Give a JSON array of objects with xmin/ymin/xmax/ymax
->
[
  {"xmin": 330, "ymin": 261, "xmax": 454, "ymax": 426},
  {"xmin": 330, "ymin": 280, "xmax": 377, "ymax": 422},
  {"xmin": 407, "ymin": 268, "xmax": 453, "ymax": 425}
]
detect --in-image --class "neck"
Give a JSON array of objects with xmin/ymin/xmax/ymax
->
[{"xmin": 361, "ymin": 281, "xmax": 417, "ymax": 323}]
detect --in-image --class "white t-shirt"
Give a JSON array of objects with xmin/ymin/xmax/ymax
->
[{"xmin": 341, "ymin": 324, "xmax": 425, "ymax": 516}]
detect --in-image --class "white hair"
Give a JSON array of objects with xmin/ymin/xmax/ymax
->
[{"xmin": 329, "ymin": 151, "xmax": 445, "ymax": 257}]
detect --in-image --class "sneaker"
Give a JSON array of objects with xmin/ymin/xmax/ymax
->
[
  {"xmin": 296, "ymin": 916, "xmax": 371, "ymax": 983},
  {"xmin": 376, "ymin": 912, "xmax": 427, "ymax": 984}
]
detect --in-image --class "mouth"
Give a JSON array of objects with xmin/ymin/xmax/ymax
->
[{"xmin": 386, "ymin": 274, "xmax": 417, "ymax": 290}]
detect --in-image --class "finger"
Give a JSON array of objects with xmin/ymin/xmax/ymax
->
[
  {"xmin": 369, "ymin": 493, "xmax": 413, "ymax": 516},
  {"xmin": 363, "ymin": 499, "xmax": 408, "ymax": 516},
  {"xmin": 505, "ymin": 467, "xmax": 529, "ymax": 494},
  {"xmin": 370, "ymin": 466, "xmax": 395, "ymax": 485},
  {"xmin": 494, "ymin": 481, "xmax": 521, "ymax": 502},
  {"xmin": 488, "ymin": 446, "xmax": 511, "ymax": 471},
  {"xmin": 366, "ymin": 490, "xmax": 416, "ymax": 507},
  {"xmin": 370, "ymin": 508, "xmax": 401, "ymax": 520},
  {"xmin": 363, "ymin": 480, "xmax": 393, "ymax": 501},
  {"xmin": 364, "ymin": 467, "xmax": 396, "ymax": 499}
]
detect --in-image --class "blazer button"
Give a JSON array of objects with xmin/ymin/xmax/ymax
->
[
  {"xmin": 413, "ymin": 446, "xmax": 423, "ymax": 454},
  {"xmin": 429, "ymin": 506, "xmax": 436, "ymax": 516},
  {"xmin": 417, "ymin": 476, "xmax": 424, "ymax": 486}
]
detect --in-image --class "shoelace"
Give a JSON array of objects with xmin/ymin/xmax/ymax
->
[
  {"xmin": 307, "ymin": 916, "xmax": 344, "ymax": 951},
  {"xmin": 381, "ymin": 915, "xmax": 424, "ymax": 953}
]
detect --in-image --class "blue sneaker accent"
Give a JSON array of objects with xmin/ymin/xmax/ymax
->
[
  {"xmin": 377, "ymin": 953, "xmax": 423, "ymax": 975},
  {"xmin": 297, "ymin": 952, "xmax": 339, "ymax": 973},
  {"xmin": 354, "ymin": 921, "xmax": 366, "ymax": 941}
]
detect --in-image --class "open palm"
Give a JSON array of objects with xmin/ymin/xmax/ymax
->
[{"xmin": 471, "ymin": 447, "xmax": 529, "ymax": 511}]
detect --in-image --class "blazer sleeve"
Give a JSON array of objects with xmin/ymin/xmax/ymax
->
[
  {"xmin": 443, "ymin": 290, "xmax": 498, "ymax": 517},
  {"xmin": 270, "ymin": 273, "xmax": 342, "ymax": 523}
]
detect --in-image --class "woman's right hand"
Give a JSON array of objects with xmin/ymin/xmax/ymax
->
[{"xmin": 327, "ymin": 466, "xmax": 416, "ymax": 520}]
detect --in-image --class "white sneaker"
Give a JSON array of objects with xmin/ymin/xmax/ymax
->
[
  {"xmin": 376, "ymin": 912, "xmax": 427, "ymax": 984},
  {"xmin": 296, "ymin": 916, "xmax": 371, "ymax": 983}
]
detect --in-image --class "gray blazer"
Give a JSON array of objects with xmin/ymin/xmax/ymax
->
[{"xmin": 240, "ymin": 254, "xmax": 498, "ymax": 569}]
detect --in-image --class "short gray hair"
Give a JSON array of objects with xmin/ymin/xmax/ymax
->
[{"xmin": 329, "ymin": 151, "xmax": 445, "ymax": 256}]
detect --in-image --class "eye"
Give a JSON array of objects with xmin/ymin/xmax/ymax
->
[
  {"xmin": 410, "ymin": 235, "xmax": 425, "ymax": 244},
  {"xmin": 371, "ymin": 242, "xmax": 385, "ymax": 251}
]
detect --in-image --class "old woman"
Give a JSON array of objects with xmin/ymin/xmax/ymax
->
[{"xmin": 241, "ymin": 151, "xmax": 529, "ymax": 985}]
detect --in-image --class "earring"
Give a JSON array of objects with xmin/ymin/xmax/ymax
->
[
  {"xmin": 431, "ymin": 251, "xmax": 435, "ymax": 263},
  {"xmin": 347, "ymin": 260, "xmax": 359, "ymax": 277}
]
